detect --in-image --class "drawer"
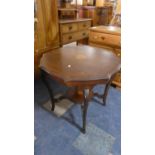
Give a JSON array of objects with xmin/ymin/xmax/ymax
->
[
  {"xmin": 62, "ymin": 33, "xmax": 78, "ymax": 44},
  {"xmin": 78, "ymin": 21, "xmax": 91, "ymax": 30},
  {"xmin": 61, "ymin": 23, "xmax": 78, "ymax": 34},
  {"xmin": 78, "ymin": 30, "xmax": 89, "ymax": 39},
  {"xmin": 89, "ymin": 31, "xmax": 121, "ymax": 47}
]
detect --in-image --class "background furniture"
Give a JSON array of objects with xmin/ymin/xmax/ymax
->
[
  {"xmin": 34, "ymin": 0, "xmax": 59, "ymax": 78},
  {"xmin": 59, "ymin": 18, "xmax": 91, "ymax": 45},
  {"xmin": 35, "ymin": 0, "xmax": 59, "ymax": 52},
  {"xmin": 58, "ymin": 0, "xmax": 78, "ymax": 19},
  {"xmin": 88, "ymin": 0, "xmax": 121, "ymax": 87},
  {"xmin": 89, "ymin": 26, "xmax": 121, "ymax": 87},
  {"xmin": 60, "ymin": 0, "xmax": 74, "ymax": 8},
  {"xmin": 115, "ymin": 0, "xmax": 121, "ymax": 14},
  {"xmin": 78, "ymin": 5, "xmax": 113, "ymax": 26},
  {"xmin": 58, "ymin": 8, "xmax": 78, "ymax": 19},
  {"xmin": 110, "ymin": 0, "xmax": 121, "ymax": 27},
  {"xmin": 110, "ymin": 13, "xmax": 121, "ymax": 27},
  {"xmin": 40, "ymin": 45, "xmax": 121, "ymax": 133},
  {"xmin": 96, "ymin": 0, "xmax": 106, "ymax": 7}
]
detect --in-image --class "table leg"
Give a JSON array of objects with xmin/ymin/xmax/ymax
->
[
  {"xmin": 103, "ymin": 74, "xmax": 116, "ymax": 105},
  {"xmin": 41, "ymin": 70, "xmax": 55, "ymax": 111},
  {"xmin": 81, "ymin": 89, "xmax": 91, "ymax": 133}
]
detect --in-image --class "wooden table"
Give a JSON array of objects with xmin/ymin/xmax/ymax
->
[{"xmin": 40, "ymin": 45, "xmax": 120, "ymax": 133}]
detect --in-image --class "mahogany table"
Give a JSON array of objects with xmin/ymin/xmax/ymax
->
[{"xmin": 40, "ymin": 45, "xmax": 121, "ymax": 133}]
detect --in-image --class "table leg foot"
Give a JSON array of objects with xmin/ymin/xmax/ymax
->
[
  {"xmin": 81, "ymin": 102, "xmax": 88, "ymax": 134},
  {"xmin": 102, "ymin": 83, "xmax": 110, "ymax": 106},
  {"xmin": 51, "ymin": 103, "xmax": 55, "ymax": 111}
]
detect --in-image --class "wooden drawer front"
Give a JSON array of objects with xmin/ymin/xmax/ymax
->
[
  {"xmin": 78, "ymin": 21, "xmax": 91, "ymax": 30},
  {"xmin": 61, "ymin": 23, "xmax": 78, "ymax": 34},
  {"xmin": 62, "ymin": 33, "xmax": 78, "ymax": 44},
  {"xmin": 89, "ymin": 31, "xmax": 121, "ymax": 47},
  {"xmin": 78, "ymin": 30, "xmax": 89, "ymax": 39}
]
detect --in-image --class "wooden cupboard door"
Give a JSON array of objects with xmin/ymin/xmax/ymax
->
[
  {"xmin": 43, "ymin": 0, "xmax": 59, "ymax": 48},
  {"xmin": 35, "ymin": 0, "xmax": 59, "ymax": 52},
  {"xmin": 35, "ymin": 0, "xmax": 46, "ymax": 51}
]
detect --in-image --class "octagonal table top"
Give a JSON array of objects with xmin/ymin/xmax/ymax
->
[{"xmin": 40, "ymin": 45, "xmax": 121, "ymax": 85}]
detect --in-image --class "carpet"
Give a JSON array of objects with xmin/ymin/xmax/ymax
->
[
  {"xmin": 34, "ymin": 78, "xmax": 121, "ymax": 155},
  {"xmin": 73, "ymin": 123, "xmax": 115, "ymax": 155}
]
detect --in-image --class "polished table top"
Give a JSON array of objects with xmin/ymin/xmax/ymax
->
[{"xmin": 40, "ymin": 45, "xmax": 121, "ymax": 85}]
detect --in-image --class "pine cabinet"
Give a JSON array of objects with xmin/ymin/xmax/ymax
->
[
  {"xmin": 34, "ymin": 0, "xmax": 59, "ymax": 78},
  {"xmin": 35, "ymin": 0, "xmax": 59, "ymax": 52}
]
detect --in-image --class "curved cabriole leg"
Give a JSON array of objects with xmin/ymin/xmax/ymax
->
[
  {"xmin": 81, "ymin": 89, "xmax": 90, "ymax": 133},
  {"xmin": 41, "ymin": 70, "xmax": 55, "ymax": 111},
  {"xmin": 103, "ymin": 74, "xmax": 116, "ymax": 106}
]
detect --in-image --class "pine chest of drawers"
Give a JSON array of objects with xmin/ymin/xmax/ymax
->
[
  {"xmin": 59, "ymin": 18, "xmax": 92, "ymax": 45},
  {"xmin": 89, "ymin": 26, "xmax": 121, "ymax": 87}
]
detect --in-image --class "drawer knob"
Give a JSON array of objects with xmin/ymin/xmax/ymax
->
[
  {"xmin": 101, "ymin": 36, "xmax": 105, "ymax": 40},
  {"xmin": 68, "ymin": 26, "xmax": 72, "ymax": 30},
  {"xmin": 83, "ymin": 33, "xmax": 86, "ymax": 36},
  {"xmin": 68, "ymin": 36, "xmax": 72, "ymax": 40},
  {"xmin": 83, "ymin": 24, "xmax": 86, "ymax": 27},
  {"xmin": 94, "ymin": 36, "xmax": 98, "ymax": 39}
]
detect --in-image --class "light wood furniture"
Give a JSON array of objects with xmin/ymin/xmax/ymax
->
[
  {"xmin": 110, "ymin": 14, "xmax": 121, "ymax": 27},
  {"xmin": 110, "ymin": 0, "xmax": 121, "ymax": 27},
  {"xmin": 61, "ymin": 0, "xmax": 73, "ymax": 8},
  {"xmin": 59, "ymin": 18, "xmax": 92, "ymax": 45},
  {"xmin": 78, "ymin": 6, "xmax": 113, "ymax": 26},
  {"xmin": 34, "ymin": 0, "xmax": 59, "ymax": 78},
  {"xmin": 58, "ymin": 8, "xmax": 78, "ymax": 19},
  {"xmin": 58, "ymin": 0, "xmax": 78, "ymax": 19},
  {"xmin": 40, "ymin": 45, "xmax": 120, "ymax": 133},
  {"xmin": 89, "ymin": 26, "xmax": 121, "ymax": 87},
  {"xmin": 116, "ymin": 0, "xmax": 121, "ymax": 14},
  {"xmin": 87, "ymin": 0, "xmax": 95, "ymax": 6},
  {"xmin": 83, "ymin": 0, "xmax": 87, "ymax": 6},
  {"xmin": 96, "ymin": 0, "xmax": 105, "ymax": 7}
]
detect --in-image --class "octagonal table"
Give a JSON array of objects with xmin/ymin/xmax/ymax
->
[{"xmin": 40, "ymin": 45, "xmax": 121, "ymax": 133}]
